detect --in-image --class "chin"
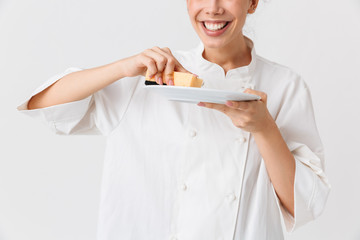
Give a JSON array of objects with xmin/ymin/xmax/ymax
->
[
  {"xmin": 201, "ymin": 38, "xmax": 228, "ymax": 49},
  {"xmin": 196, "ymin": 28, "xmax": 233, "ymax": 50}
]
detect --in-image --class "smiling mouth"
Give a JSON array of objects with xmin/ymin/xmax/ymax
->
[{"xmin": 202, "ymin": 21, "xmax": 230, "ymax": 31}]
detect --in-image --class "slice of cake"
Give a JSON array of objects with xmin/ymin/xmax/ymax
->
[{"xmin": 145, "ymin": 71, "xmax": 203, "ymax": 88}]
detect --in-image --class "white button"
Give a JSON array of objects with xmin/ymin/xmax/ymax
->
[
  {"xmin": 226, "ymin": 193, "xmax": 236, "ymax": 202},
  {"xmin": 236, "ymin": 137, "xmax": 247, "ymax": 143},
  {"xmin": 181, "ymin": 184, "xmax": 187, "ymax": 191},
  {"xmin": 189, "ymin": 130, "xmax": 197, "ymax": 138}
]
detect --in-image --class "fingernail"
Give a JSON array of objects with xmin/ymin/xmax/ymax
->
[
  {"xmin": 158, "ymin": 77, "xmax": 163, "ymax": 85},
  {"xmin": 168, "ymin": 79, "xmax": 174, "ymax": 86},
  {"xmin": 226, "ymin": 101, "xmax": 233, "ymax": 106},
  {"xmin": 197, "ymin": 102, "xmax": 205, "ymax": 107}
]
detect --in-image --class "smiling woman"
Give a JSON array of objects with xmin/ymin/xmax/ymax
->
[
  {"xmin": 188, "ymin": 0, "xmax": 257, "ymax": 73},
  {"xmin": 17, "ymin": 0, "xmax": 330, "ymax": 239}
]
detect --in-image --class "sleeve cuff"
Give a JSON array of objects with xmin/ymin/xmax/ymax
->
[
  {"xmin": 277, "ymin": 142, "xmax": 331, "ymax": 233},
  {"xmin": 17, "ymin": 67, "xmax": 83, "ymax": 110},
  {"xmin": 16, "ymin": 67, "xmax": 99, "ymax": 135}
]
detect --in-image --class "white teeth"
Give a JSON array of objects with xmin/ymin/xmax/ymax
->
[{"xmin": 204, "ymin": 22, "xmax": 227, "ymax": 31}]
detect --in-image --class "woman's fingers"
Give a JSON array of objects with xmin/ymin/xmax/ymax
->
[
  {"xmin": 139, "ymin": 46, "xmax": 194, "ymax": 86},
  {"xmin": 198, "ymin": 102, "xmax": 241, "ymax": 119},
  {"xmin": 164, "ymin": 58, "xmax": 176, "ymax": 85},
  {"xmin": 142, "ymin": 48, "xmax": 170, "ymax": 85},
  {"xmin": 158, "ymin": 47, "xmax": 190, "ymax": 74},
  {"xmin": 244, "ymin": 88, "xmax": 267, "ymax": 104},
  {"xmin": 225, "ymin": 101, "xmax": 250, "ymax": 110},
  {"xmin": 223, "ymin": 89, "xmax": 266, "ymax": 110},
  {"xmin": 143, "ymin": 49, "xmax": 167, "ymax": 73},
  {"xmin": 139, "ymin": 54, "xmax": 158, "ymax": 80},
  {"xmin": 152, "ymin": 47, "xmax": 192, "ymax": 85},
  {"xmin": 198, "ymin": 89, "xmax": 270, "ymax": 131},
  {"xmin": 198, "ymin": 102, "xmax": 253, "ymax": 129},
  {"xmin": 161, "ymin": 47, "xmax": 172, "ymax": 54},
  {"xmin": 125, "ymin": 46, "xmax": 194, "ymax": 82},
  {"xmin": 150, "ymin": 46, "xmax": 174, "ymax": 85}
]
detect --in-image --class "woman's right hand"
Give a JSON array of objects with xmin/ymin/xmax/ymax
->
[{"xmin": 122, "ymin": 46, "xmax": 193, "ymax": 85}]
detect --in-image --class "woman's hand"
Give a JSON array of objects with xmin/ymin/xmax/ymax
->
[
  {"xmin": 197, "ymin": 89, "xmax": 274, "ymax": 133},
  {"xmin": 122, "ymin": 46, "xmax": 192, "ymax": 85},
  {"xmin": 198, "ymin": 88, "xmax": 296, "ymax": 216}
]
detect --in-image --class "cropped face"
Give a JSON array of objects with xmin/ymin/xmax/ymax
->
[{"xmin": 186, "ymin": 0, "xmax": 257, "ymax": 49}]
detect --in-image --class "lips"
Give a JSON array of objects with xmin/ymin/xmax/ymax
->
[
  {"xmin": 203, "ymin": 21, "xmax": 229, "ymax": 31},
  {"xmin": 200, "ymin": 20, "xmax": 232, "ymax": 37}
]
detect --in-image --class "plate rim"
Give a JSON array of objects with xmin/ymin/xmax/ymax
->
[{"xmin": 143, "ymin": 85, "xmax": 261, "ymax": 100}]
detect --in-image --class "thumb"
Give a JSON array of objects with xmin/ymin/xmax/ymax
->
[{"xmin": 244, "ymin": 88, "xmax": 267, "ymax": 103}]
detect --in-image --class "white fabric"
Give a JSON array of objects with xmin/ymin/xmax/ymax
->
[{"xmin": 17, "ymin": 37, "xmax": 330, "ymax": 240}]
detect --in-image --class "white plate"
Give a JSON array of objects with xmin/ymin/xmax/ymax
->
[{"xmin": 144, "ymin": 85, "xmax": 261, "ymax": 104}]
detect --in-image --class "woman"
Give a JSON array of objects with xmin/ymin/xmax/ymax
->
[{"xmin": 18, "ymin": 0, "xmax": 330, "ymax": 239}]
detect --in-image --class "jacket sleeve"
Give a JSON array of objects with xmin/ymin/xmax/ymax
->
[
  {"xmin": 273, "ymin": 76, "xmax": 331, "ymax": 232},
  {"xmin": 17, "ymin": 67, "xmax": 141, "ymax": 136}
]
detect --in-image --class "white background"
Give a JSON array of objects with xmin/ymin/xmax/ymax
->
[{"xmin": 1, "ymin": 0, "xmax": 360, "ymax": 239}]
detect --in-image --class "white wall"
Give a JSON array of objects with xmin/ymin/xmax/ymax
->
[{"xmin": 1, "ymin": 0, "xmax": 359, "ymax": 239}]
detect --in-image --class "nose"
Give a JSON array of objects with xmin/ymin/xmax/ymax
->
[{"xmin": 205, "ymin": 0, "xmax": 224, "ymax": 16}]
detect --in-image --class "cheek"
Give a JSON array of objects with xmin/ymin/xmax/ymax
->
[
  {"xmin": 187, "ymin": 0, "xmax": 204, "ymax": 19},
  {"xmin": 226, "ymin": 2, "xmax": 249, "ymax": 20}
]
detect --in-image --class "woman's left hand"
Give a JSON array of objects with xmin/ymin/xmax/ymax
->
[{"xmin": 197, "ymin": 89, "xmax": 274, "ymax": 133}]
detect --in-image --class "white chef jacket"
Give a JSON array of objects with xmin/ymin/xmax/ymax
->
[{"xmin": 18, "ymin": 37, "xmax": 330, "ymax": 240}]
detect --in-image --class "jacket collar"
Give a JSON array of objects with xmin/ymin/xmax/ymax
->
[{"xmin": 194, "ymin": 36, "xmax": 257, "ymax": 91}]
